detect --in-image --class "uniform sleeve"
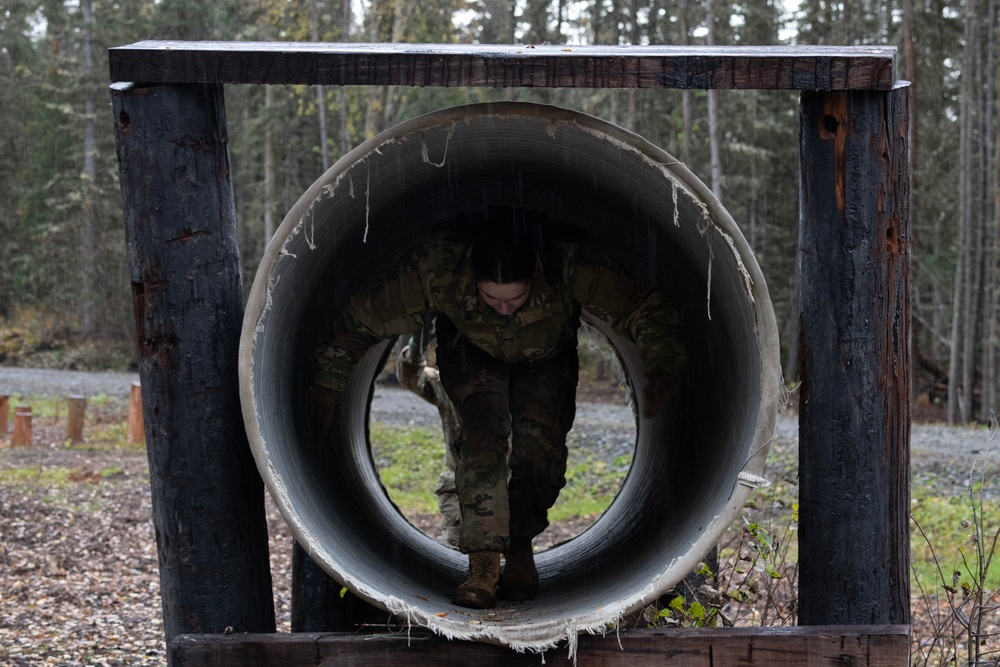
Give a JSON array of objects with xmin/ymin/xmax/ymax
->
[
  {"xmin": 568, "ymin": 244, "xmax": 686, "ymax": 379},
  {"xmin": 311, "ymin": 251, "xmax": 430, "ymax": 392},
  {"xmin": 396, "ymin": 343, "xmax": 440, "ymax": 406}
]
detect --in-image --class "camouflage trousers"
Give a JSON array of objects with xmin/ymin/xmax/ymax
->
[{"xmin": 436, "ymin": 317, "xmax": 579, "ymax": 554}]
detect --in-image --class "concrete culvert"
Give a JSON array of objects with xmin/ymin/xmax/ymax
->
[{"xmin": 240, "ymin": 101, "xmax": 780, "ymax": 654}]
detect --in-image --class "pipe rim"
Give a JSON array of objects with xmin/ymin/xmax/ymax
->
[{"xmin": 240, "ymin": 101, "xmax": 780, "ymax": 651}]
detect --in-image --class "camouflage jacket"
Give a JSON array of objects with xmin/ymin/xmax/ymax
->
[{"xmin": 312, "ymin": 237, "xmax": 686, "ymax": 391}]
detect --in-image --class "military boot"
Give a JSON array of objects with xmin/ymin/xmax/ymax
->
[
  {"xmin": 501, "ymin": 538, "xmax": 539, "ymax": 601},
  {"xmin": 452, "ymin": 551, "xmax": 501, "ymax": 609}
]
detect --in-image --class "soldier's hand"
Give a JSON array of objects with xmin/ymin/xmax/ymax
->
[
  {"xmin": 643, "ymin": 367, "xmax": 677, "ymax": 418},
  {"xmin": 397, "ymin": 339, "xmax": 425, "ymax": 390},
  {"xmin": 306, "ymin": 383, "xmax": 341, "ymax": 435},
  {"xmin": 402, "ymin": 334, "xmax": 428, "ymax": 366}
]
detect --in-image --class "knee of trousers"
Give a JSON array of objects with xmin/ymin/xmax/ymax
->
[{"xmin": 454, "ymin": 391, "xmax": 511, "ymax": 465}]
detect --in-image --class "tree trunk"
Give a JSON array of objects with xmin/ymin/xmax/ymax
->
[
  {"xmin": 339, "ymin": 0, "xmax": 351, "ymax": 156},
  {"xmin": 705, "ymin": 0, "xmax": 722, "ymax": 200},
  {"xmin": 679, "ymin": 0, "xmax": 692, "ymax": 163},
  {"xmin": 81, "ymin": 0, "xmax": 97, "ymax": 335},
  {"xmin": 902, "ymin": 0, "xmax": 920, "ymax": 400},
  {"xmin": 310, "ymin": 0, "xmax": 330, "ymax": 171},
  {"xmin": 783, "ymin": 264, "xmax": 800, "ymax": 383},
  {"xmin": 949, "ymin": 0, "xmax": 978, "ymax": 424},
  {"xmin": 980, "ymin": 0, "xmax": 999, "ymax": 423},
  {"xmin": 263, "ymin": 85, "xmax": 275, "ymax": 243}
]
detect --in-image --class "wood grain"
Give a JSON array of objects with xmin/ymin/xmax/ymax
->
[
  {"xmin": 108, "ymin": 42, "xmax": 896, "ymax": 91},
  {"xmin": 171, "ymin": 625, "xmax": 911, "ymax": 666}
]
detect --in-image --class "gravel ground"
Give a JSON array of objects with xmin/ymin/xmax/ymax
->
[{"xmin": 0, "ymin": 367, "xmax": 997, "ymax": 665}]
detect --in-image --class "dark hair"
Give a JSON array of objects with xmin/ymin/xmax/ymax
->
[{"xmin": 470, "ymin": 209, "xmax": 538, "ymax": 284}]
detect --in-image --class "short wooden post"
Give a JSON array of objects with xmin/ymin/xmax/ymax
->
[
  {"xmin": 12, "ymin": 406, "xmax": 32, "ymax": 447},
  {"xmin": 127, "ymin": 382, "xmax": 144, "ymax": 445},
  {"xmin": 0, "ymin": 395, "xmax": 8, "ymax": 435},
  {"xmin": 67, "ymin": 395, "xmax": 87, "ymax": 444},
  {"xmin": 112, "ymin": 81, "xmax": 276, "ymax": 647},
  {"xmin": 798, "ymin": 84, "xmax": 912, "ymax": 625}
]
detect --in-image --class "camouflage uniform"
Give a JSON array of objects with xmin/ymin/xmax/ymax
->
[
  {"xmin": 313, "ymin": 235, "xmax": 686, "ymax": 553},
  {"xmin": 435, "ymin": 314, "xmax": 578, "ymax": 552},
  {"xmin": 395, "ymin": 332, "xmax": 463, "ymax": 549}
]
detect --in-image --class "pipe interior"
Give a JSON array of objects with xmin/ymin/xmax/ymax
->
[{"xmin": 241, "ymin": 102, "xmax": 778, "ymax": 645}]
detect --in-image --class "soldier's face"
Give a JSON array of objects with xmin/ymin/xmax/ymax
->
[{"xmin": 477, "ymin": 280, "xmax": 531, "ymax": 316}]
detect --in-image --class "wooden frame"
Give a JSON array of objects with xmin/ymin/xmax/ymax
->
[
  {"xmin": 109, "ymin": 42, "xmax": 896, "ymax": 90},
  {"xmin": 109, "ymin": 42, "xmax": 911, "ymax": 665},
  {"xmin": 171, "ymin": 625, "xmax": 910, "ymax": 666}
]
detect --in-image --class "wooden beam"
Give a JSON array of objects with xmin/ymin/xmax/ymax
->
[
  {"xmin": 108, "ymin": 42, "xmax": 896, "ymax": 91},
  {"xmin": 797, "ymin": 85, "xmax": 912, "ymax": 625},
  {"xmin": 111, "ymin": 81, "xmax": 276, "ymax": 644},
  {"xmin": 171, "ymin": 625, "xmax": 911, "ymax": 666}
]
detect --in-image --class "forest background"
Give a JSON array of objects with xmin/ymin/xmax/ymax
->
[{"xmin": 0, "ymin": 0, "xmax": 997, "ymax": 425}]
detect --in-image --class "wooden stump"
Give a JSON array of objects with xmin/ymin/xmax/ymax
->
[
  {"xmin": 67, "ymin": 395, "xmax": 87, "ymax": 444},
  {"xmin": 127, "ymin": 382, "xmax": 145, "ymax": 445},
  {"xmin": 0, "ymin": 395, "xmax": 8, "ymax": 435},
  {"xmin": 12, "ymin": 406, "xmax": 32, "ymax": 447}
]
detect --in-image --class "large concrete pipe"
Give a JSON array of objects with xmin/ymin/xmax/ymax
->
[{"xmin": 240, "ymin": 102, "xmax": 780, "ymax": 654}]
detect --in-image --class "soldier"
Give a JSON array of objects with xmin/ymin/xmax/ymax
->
[
  {"xmin": 307, "ymin": 209, "xmax": 685, "ymax": 609},
  {"xmin": 394, "ymin": 323, "xmax": 462, "ymax": 549}
]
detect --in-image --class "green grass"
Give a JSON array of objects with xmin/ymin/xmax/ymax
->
[
  {"xmin": 70, "ymin": 420, "xmax": 145, "ymax": 451},
  {"xmin": 369, "ymin": 423, "xmax": 448, "ymax": 515},
  {"xmin": 911, "ymin": 490, "xmax": 1000, "ymax": 591},
  {"xmin": 550, "ymin": 454, "xmax": 629, "ymax": 522},
  {"xmin": 368, "ymin": 422, "xmax": 630, "ymax": 524},
  {"xmin": 0, "ymin": 464, "xmax": 125, "ymax": 487},
  {"xmin": 4, "ymin": 393, "xmax": 67, "ymax": 420},
  {"xmin": 0, "ymin": 465, "xmax": 77, "ymax": 487}
]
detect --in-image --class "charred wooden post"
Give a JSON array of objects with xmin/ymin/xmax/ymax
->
[
  {"xmin": 67, "ymin": 395, "xmax": 87, "ymax": 444},
  {"xmin": 291, "ymin": 542, "xmax": 387, "ymax": 632},
  {"xmin": 12, "ymin": 405, "xmax": 31, "ymax": 447},
  {"xmin": 111, "ymin": 82, "xmax": 276, "ymax": 648},
  {"xmin": 798, "ymin": 85, "xmax": 912, "ymax": 625}
]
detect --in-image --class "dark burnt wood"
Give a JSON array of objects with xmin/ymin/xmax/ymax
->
[
  {"xmin": 111, "ymin": 81, "xmax": 276, "ymax": 644},
  {"xmin": 108, "ymin": 42, "xmax": 896, "ymax": 91},
  {"xmin": 797, "ymin": 84, "xmax": 912, "ymax": 626},
  {"xmin": 171, "ymin": 625, "xmax": 911, "ymax": 666}
]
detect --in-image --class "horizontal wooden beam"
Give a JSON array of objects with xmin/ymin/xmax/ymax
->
[
  {"xmin": 171, "ymin": 625, "xmax": 910, "ymax": 666},
  {"xmin": 108, "ymin": 42, "xmax": 896, "ymax": 91}
]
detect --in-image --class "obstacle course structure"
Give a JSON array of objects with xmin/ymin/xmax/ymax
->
[{"xmin": 110, "ymin": 43, "xmax": 911, "ymax": 665}]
